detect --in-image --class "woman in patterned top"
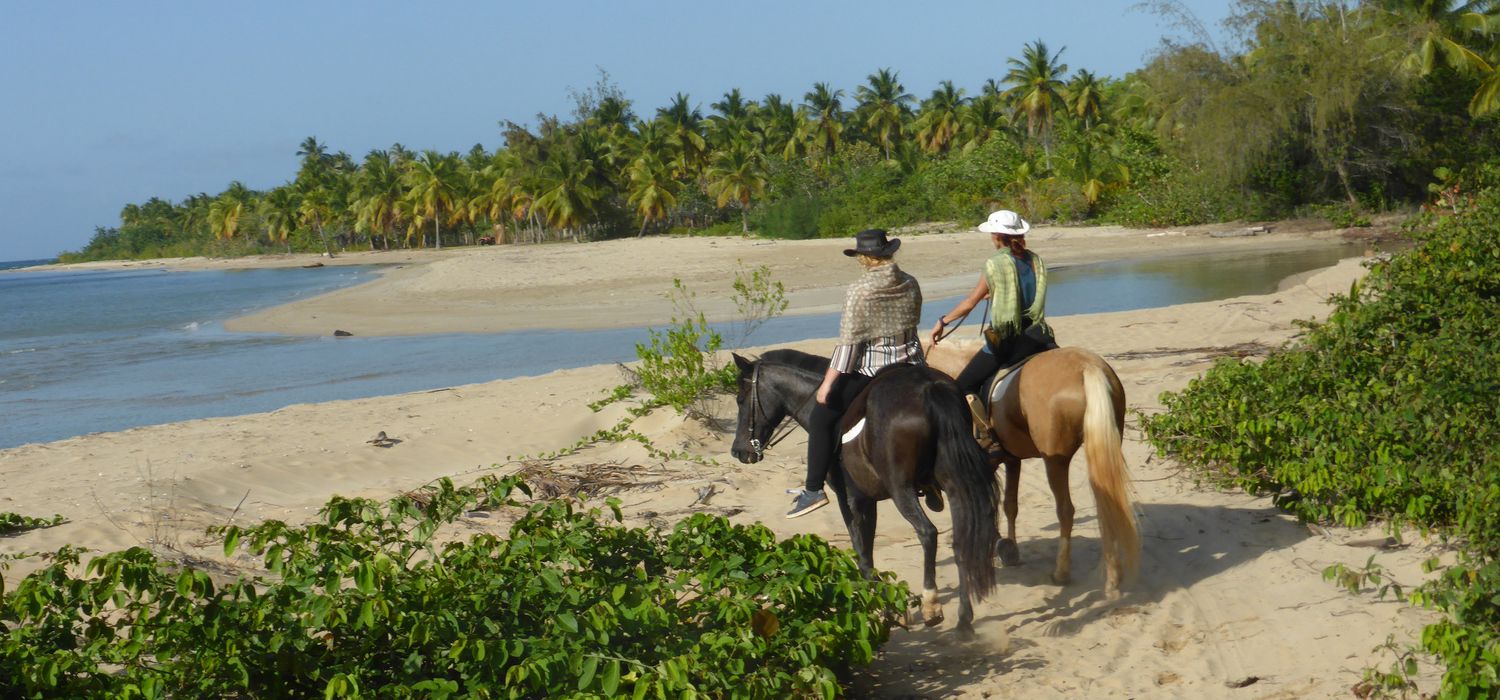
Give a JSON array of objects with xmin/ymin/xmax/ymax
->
[{"xmin": 787, "ymin": 229, "xmax": 925, "ymax": 518}]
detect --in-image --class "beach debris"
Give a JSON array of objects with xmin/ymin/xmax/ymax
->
[
  {"xmin": 1210, "ymin": 225, "xmax": 1272, "ymax": 238},
  {"xmin": 514, "ymin": 460, "xmax": 669, "ymax": 500},
  {"xmin": 333, "ymin": 330, "xmax": 354, "ymax": 337},
  {"xmin": 1224, "ymin": 675, "xmax": 1262, "ymax": 688},
  {"xmin": 367, "ymin": 431, "xmax": 398, "ymax": 448},
  {"xmin": 692, "ymin": 485, "xmax": 717, "ymax": 507},
  {"xmin": 301, "ymin": 262, "xmax": 324, "ymax": 268}
]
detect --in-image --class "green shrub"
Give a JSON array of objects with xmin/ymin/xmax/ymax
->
[
  {"xmin": 0, "ymin": 476, "xmax": 908, "ymax": 698},
  {"xmin": 0, "ymin": 513, "xmax": 65, "ymax": 536},
  {"xmin": 751, "ymin": 195, "xmax": 824, "ymax": 239},
  {"xmin": 634, "ymin": 279, "xmax": 737, "ymax": 415},
  {"xmin": 1141, "ymin": 185, "xmax": 1500, "ymax": 696}
]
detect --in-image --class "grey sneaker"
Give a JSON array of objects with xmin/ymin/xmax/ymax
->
[{"xmin": 786, "ymin": 489, "xmax": 829, "ymax": 518}]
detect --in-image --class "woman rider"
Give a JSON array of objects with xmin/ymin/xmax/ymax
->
[
  {"xmin": 928, "ymin": 210, "xmax": 1051, "ymax": 437},
  {"xmin": 787, "ymin": 229, "xmax": 925, "ymax": 518}
]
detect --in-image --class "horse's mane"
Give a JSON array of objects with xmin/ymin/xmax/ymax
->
[{"xmin": 759, "ymin": 349, "xmax": 830, "ymax": 374}]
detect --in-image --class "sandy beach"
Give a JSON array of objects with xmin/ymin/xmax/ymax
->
[{"xmin": 1, "ymin": 226, "xmax": 1439, "ymax": 697}]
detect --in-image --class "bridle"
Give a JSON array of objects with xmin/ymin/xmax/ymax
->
[{"xmin": 743, "ymin": 361, "xmax": 811, "ymax": 459}]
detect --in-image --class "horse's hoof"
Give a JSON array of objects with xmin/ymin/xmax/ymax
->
[
  {"xmin": 923, "ymin": 489, "xmax": 944, "ymax": 512},
  {"xmin": 1051, "ymin": 572, "xmax": 1072, "ymax": 586},
  {"xmin": 923, "ymin": 609, "xmax": 945, "ymax": 627},
  {"xmin": 955, "ymin": 622, "xmax": 976, "ymax": 640},
  {"xmin": 997, "ymin": 539, "xmax": 1021, "ymax": 567}
]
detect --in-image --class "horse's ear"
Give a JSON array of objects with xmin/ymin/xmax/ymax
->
[{"xmin": 732, "ymin": 353, "xmax": 752, "ymax": 371}]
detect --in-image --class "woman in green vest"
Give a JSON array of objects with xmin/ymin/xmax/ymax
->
[{"xmin": 929, "ymin": 210, "xmax": 1052, "ymax": 405}]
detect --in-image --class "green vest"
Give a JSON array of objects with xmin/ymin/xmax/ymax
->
[{"xmin": 984, "ymin": 250, "xmax": 1048, "ymax": 338}]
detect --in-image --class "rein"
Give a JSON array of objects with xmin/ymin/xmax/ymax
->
[{"xmin": 746, "ymin": 361, "xmax": 815, "ymax": 458}]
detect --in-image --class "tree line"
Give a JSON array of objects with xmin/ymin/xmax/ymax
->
[{"xmin": 62, "ymin": 0, "xmax": 1500, "ymax": 262}]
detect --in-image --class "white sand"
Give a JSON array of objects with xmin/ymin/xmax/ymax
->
[{"xmin": 1, "ymin": 227, "xmax": 1439, "ymax": 697}]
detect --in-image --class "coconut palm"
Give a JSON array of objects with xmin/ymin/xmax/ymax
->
[
  {"xmin": 756, "ymin": 93, "xmax": 800, "ymax": 159},
  {"xmin": 352, "ymin": 150, "xmax": 405, "ymax": 250},
  {"xmin": 657, "ymin": 93, "xmax": 709, "ymax": 177},
  {"xmin": 854, "ymin": 68, "xmax": 914, "ymax": 159},
  {"xmin": 298, "ymin": 188, "xmax": 336, "ymax": 257},
  {"xmin": 259, "ymin": 186, "xmax": 301, "ymax": 252},
  {"xmin": 208, "ymin": 184, "xmax": 250, "ymax": 240},
  {"xmin": 1065, "ymin": 69, "xmax": 1106, "ymax": 130},
  {"xmin": 709, "ymin": 88, "xmax": 757, "ymax": 148},
  {"xmin": 403, "ymin": 151, "xmax": 463, "ymax": 249},
  {"xmin": 627, "ymin": 153, "xmax": 679, "ymax": 238},
  {"xmin": 799, "ymin": 83, "xmax": 847, "ymax": 162},
  {"xmin": 534, "ymin": 154, "xmax": 600, "ymax": 240},
  {"xmin": 1057, "ymin": 135, "xmax": 1129, "ymax": 215},
  {"xmin": 913, "ymin": 81, "xmax": 968, "ymax": 154},
  {"xmin": 960, "ymin": 93, "xmax": 1010, "ymax": 152},
  {"xmin": 1003, "ymin": 40, "xmax": 1071, "ymax": 150},
  {"xmin": 705, "ymin": 144, "xmax": 768, "ymax": 232}
]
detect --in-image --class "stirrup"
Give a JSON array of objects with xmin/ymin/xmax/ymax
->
[{"xmin": 964, "ymin": 394, "xmax": 998, "ymax": 449}]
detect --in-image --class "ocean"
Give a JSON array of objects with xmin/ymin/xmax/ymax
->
[{"xmin": 0, "ymin": 245, "xmax": 1363, "ymax": 449}]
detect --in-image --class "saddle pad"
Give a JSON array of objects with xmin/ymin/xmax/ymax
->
[
  {"xmin": 986, "ymin": 364, "xmax": 1024, "ymax": 410},
  {"xmin": 841, "ymin": 417, "xmax": 866, "ymax": 444}
]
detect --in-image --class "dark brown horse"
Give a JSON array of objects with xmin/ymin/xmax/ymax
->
[
  {"xmin": 730, "ymin": 350, "xmax": 998, "ymax": 633},
  {"xmin": 925, "ymin": 340, "xmax": 1140, "ymax": 597}
]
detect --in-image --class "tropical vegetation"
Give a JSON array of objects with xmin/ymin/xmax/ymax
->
[
  {"xmin": 1141, "ymin": 166, "xmax": 1500, "ymax": 696},
  {"xmin": 0, "ymin": 476, "xmax": 908, "ymax": 698},
  {"xmin": 61, "ymin": 1, "xmax": 1500, "ymax": 262}
]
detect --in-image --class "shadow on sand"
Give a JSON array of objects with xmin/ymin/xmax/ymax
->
[{"xmin": 849, "ymin": 500, "xmax": 1311, "ymax": 698}]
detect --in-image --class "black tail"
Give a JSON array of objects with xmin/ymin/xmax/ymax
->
[{"xmin": 923, "ymin": 380, "xmax": 999, "ymax": 600}]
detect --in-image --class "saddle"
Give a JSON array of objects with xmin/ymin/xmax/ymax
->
[{"xmin": 969, "ymin": 326, "xmax": 1060, "ymax": 453}]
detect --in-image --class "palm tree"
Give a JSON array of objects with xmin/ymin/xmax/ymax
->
[
  {"xmin": 208, "ymin": 184, "xmax": 250, "ymax": 240},
  {"xmin": 1065, "ymin": 69, "xmax": 1106, "ymax": 130},
  {"xmin": 657, "ymin": 93, "xmax": 709, "ymax": 177},
  {"xmin": 1003, "ymin": 40, "xmax": 1070, "ymax": 151},
  {"xmin": 1058, "ymin": 135, "xmax": 1129, "ymax": 215},
  {"xmin": 801, "ymin": 82, "xmax": 846, "ymax": 161},
  {"xmin": 960, "ymin": 93, "xmax": 1010, "ymax": 152},
  {"xmin": 352, "ymin": 150, "xmax": 405, "ymax": 250},
  {"xmin": 914, "ymin": 81, "xmax": 968, "ymax": 154},
  {"xmin": 259, "ymin": 186, "xmax": 301, "ymax": 252},
  {"xmin": 854, "ymin": 68, "xmax": 914, "ymax": 159},
  {"xmin": 627, "ymin": 154, "xmax": 679, "ymax": 238},
  {"xmin": 403, "ymin": 151, "xmax": 462, "ymax": 249},
  {"xmin": 756, "ymin": 93, "xmax": 800, "ymax": 159},
  {"xmin": 709, "ymin": 88, "xmax": 757, "ymax": 148},
  {"xmin": 534, "ymin": 155, "xmax": 601, "ymax": 241},
  {"xmin": 298, "ymin": 188, "xmax": 336, "ymax": 257},
  {"xmin": 705, "ymin": 144, "xmax": 768, "ymax": 233}
]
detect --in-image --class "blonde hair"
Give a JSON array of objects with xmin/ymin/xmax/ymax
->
[{"xmin": 856, "ymin": 253, "xmax": 894, "ymax": 268}]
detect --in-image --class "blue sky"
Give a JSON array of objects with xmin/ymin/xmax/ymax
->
[{"xmin": 0, "ymin": 2, "xmax": 1235, "ymax": 261}]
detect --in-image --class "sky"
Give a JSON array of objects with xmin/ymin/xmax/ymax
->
[{"xmin": 0, "ymin": 1, "xmax": 1236, "ymax": 261}]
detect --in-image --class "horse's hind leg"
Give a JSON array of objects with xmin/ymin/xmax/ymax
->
[
  {"xmin": 1044, "ymin": 455, "xmax": 1076, "ymax": 585},
  {"xmin": 998, "ymin": 457, "xmax": 1022, "ymax": 567},
  {"xmin": 888, "ymin": 490, "xmax": 953, "ymax": 630},
  {"xmin": 829, "ymin": 470, "xmax": 878, "ymax": 577}
]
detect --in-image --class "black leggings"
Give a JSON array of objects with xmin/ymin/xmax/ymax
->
[
  {"xmin": 955, "ymin": 348, "xmax": 1002, "ymax": 397},
  {"xmin": 804, "ymin": 373, "xmax": 873, "ymax": 492}
]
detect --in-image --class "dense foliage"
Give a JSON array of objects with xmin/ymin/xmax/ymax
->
[
  {"xmin": 1141, "ymin": 175, "xmax": 1500, "ymax": 695},
  {"xmin": 0, "ymin": 476, "xmax": 908, "ymax": 698},
  {"xmin": 59, "ymin": 2, "xmax": 1500, "ymax": 262}
]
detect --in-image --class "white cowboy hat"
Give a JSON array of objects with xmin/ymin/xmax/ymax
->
[{"xmin": 978, "ymin": 210, "xmax": 1031, "ymax": 235}]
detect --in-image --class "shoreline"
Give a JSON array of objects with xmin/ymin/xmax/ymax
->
[{"xmin": 21, "ymin": 221, "xmax": 1367, "ymax": 337}]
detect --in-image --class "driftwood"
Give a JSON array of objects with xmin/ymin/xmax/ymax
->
[{"xmin": 1108, "ymin": 341, "xmax": 1274, "ymax": 361}]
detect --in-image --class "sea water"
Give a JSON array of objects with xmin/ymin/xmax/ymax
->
[{"xmin": 0, "ymin": 245, "xmax": 1363, "ymax": 448}]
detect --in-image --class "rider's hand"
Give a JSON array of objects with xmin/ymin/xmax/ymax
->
[
  {"xmin": 930, "ymin": 319, "xmax": 945, "ymax": 346},
  {"xmin": 816, "ymin": 383, "xmax": 831, "ymax": 405}
]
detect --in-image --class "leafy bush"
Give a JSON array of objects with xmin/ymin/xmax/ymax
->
[
  {"xmin": 1141, "ymin": 185, "xmax": 1500, "ymax": 696},
  {"xmin": 0, "ymin": 513, "xmax": 65, "ymax": 536},
  {"xmin": 634, "ymin": 279, "xmax": 738, "ymax": 415},
  {"xmin": 0, "ymin": 476, "xmax": 909, "ymax": 698},
  {"xmin": 751, "ymin": 195, "xmax": 824, "ymax": 239}
]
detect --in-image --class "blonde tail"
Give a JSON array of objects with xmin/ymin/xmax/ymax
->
[{"xmin": 1083, "ymin": 364, "xmax": 1140, "ymax": 582}]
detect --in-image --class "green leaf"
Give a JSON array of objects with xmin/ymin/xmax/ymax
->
[
  {"xmin": 578, "ymin": 655, "xmax": 599, "ymax": 690},
  {"xmin": 601, "ymin": 659, "xmax": 621, "ymax": 695}
]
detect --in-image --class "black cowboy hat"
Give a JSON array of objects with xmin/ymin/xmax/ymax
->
[{"xmin": 843, "ymin": 228, "xmax": 901, "ymax": 257}]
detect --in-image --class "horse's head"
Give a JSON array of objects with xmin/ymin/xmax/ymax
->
[{"xmin": 729, "ymin": 353, "xmax": 786, "ymax": 464}]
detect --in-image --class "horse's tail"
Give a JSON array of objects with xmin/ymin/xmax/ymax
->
[
  {"xmin": 923, "ymin": 379, "xmax": 998, "ymax": 601},
  {"xmin": 1082, "ymin": 362, "xmax": 1140, "ymax": 581}
]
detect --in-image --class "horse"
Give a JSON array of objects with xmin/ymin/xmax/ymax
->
[
  {"xmin": 729, "ymin": 350, "xmax": 999, "ymax": 634},
  {"xmin": 925, "ymin": 339, "xmax": 1140, "ymax": 598}
]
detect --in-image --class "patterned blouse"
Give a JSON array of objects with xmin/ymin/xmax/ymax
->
[{"xmin": 830, "ymin": 262, "xmax": 925, "ymax": 376}]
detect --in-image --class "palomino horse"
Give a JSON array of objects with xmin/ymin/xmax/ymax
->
[
  {"xmin": 925, "ymin": 339, "xmax": 1140, "ymax": 598},
  {"xmin": 729, "ymin": 350, "xmax": 998, "ymax": 633}
]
